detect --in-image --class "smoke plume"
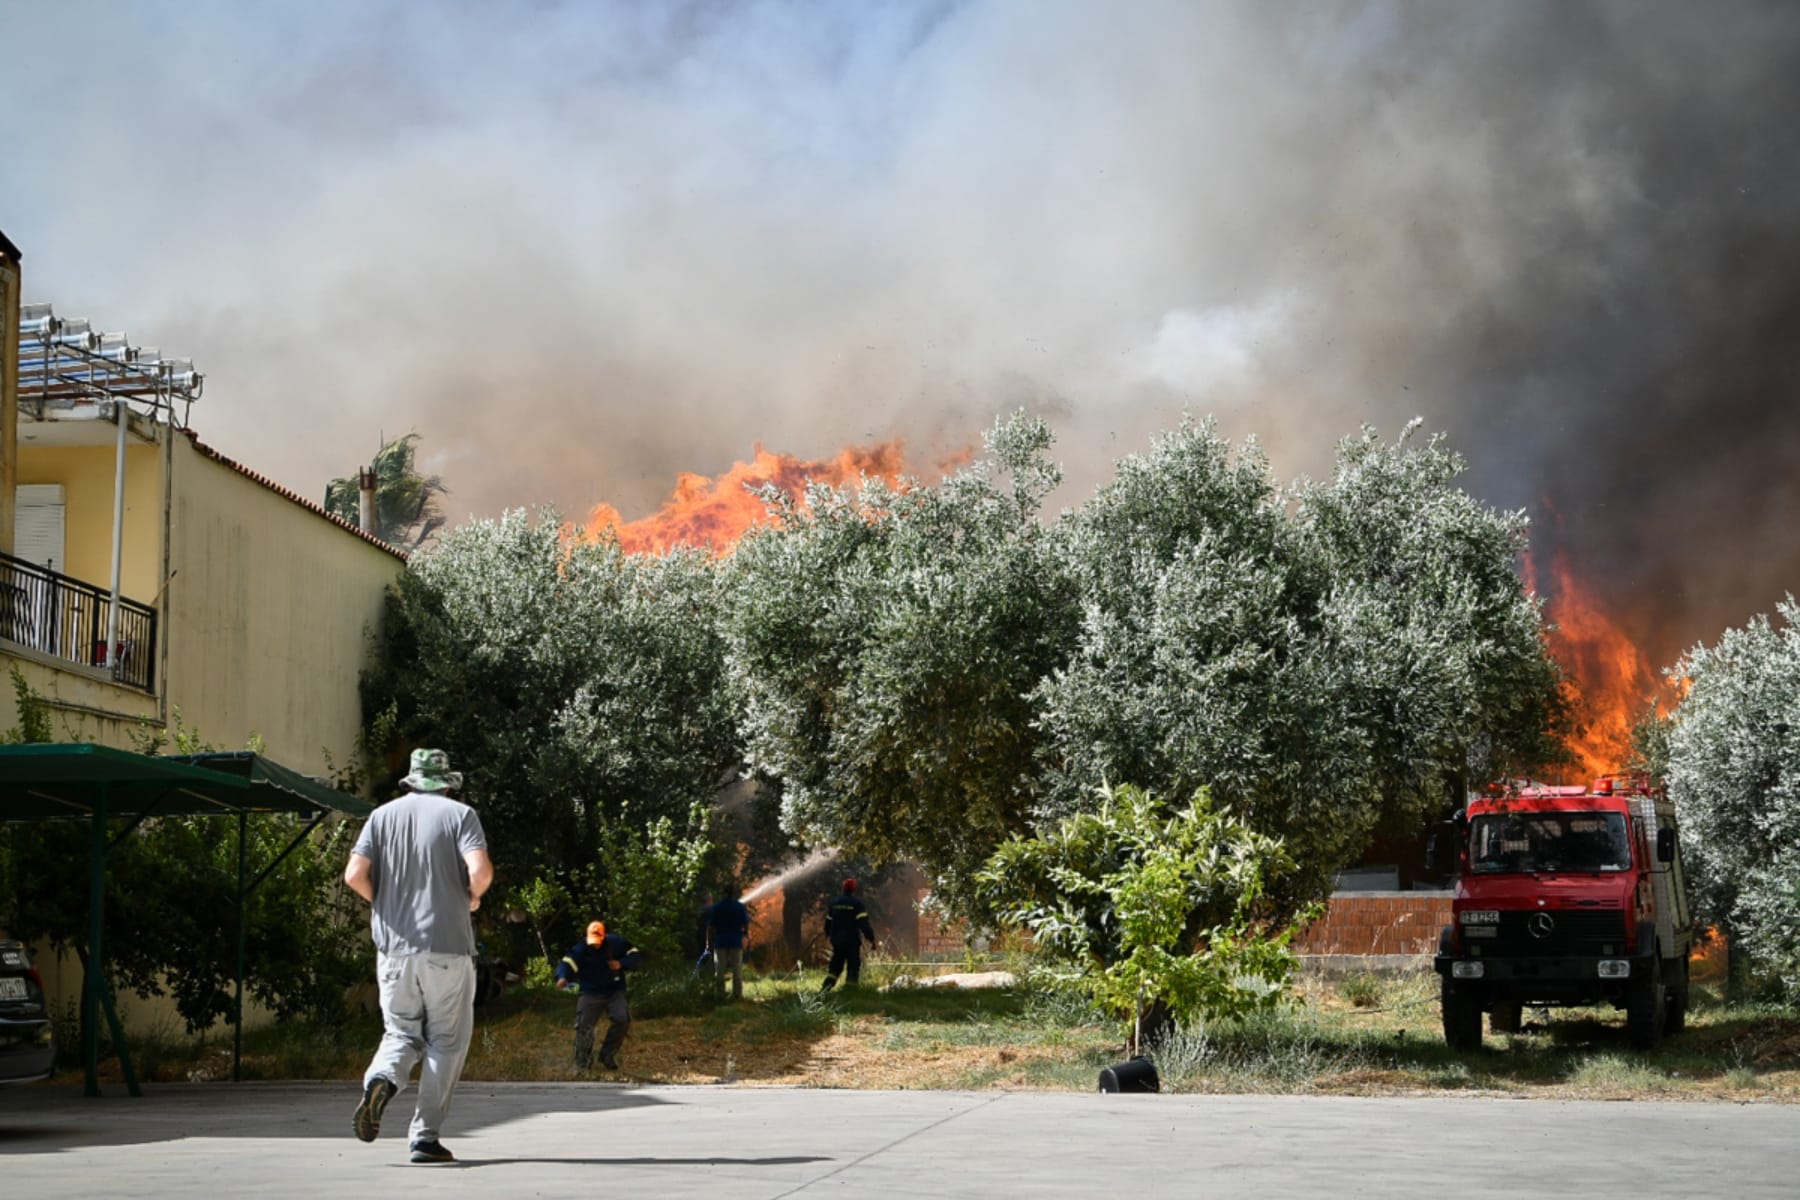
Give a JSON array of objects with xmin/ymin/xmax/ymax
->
[{"xmin": 4, "ymin": 1, "xmax": 1796, "ymax": 666}]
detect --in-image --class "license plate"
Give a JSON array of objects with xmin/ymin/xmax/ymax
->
[{"xmin": 0, "ymin": 977, "xmax": 27, "ymax": 1001}]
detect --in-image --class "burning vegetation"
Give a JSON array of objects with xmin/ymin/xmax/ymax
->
[
  {"xmin": 1527, "ymin": 548, "xmax": 1678, "ymax": 782},
  {"xmin": 576, "ymin": 442, "xmax": 914, "ymax": 555}
]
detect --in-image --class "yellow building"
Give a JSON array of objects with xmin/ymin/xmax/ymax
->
[
  {"xmin": 1, "ymin": 230, "xmax": 19, "ymax": 556},
  {"xmin": 1, "ymin": 292, "xmax": 405, "ymax": 776}
]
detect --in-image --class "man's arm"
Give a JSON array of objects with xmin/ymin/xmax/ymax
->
[
  {"xmin": 554, "ymin": 952, "xmax": 579, "ymax": 990},
  {"xmin": 344, "ymin": 853, "xmax": 375, "ymax": 904},
  {"xmin": 465, "ymin": 847, "xmax": 494, "ymax": 912}
]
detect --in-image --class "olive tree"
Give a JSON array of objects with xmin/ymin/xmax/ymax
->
[
  {"xmin": 722, "ymin": 413, "xmax": 1078, "ymax": 909},
  {"xmin": 1665, "ymin": 597, "xmax": 1800, "ymax": 997},
  {"xmin": 1036, "ymin": 420, "xmax": 1563, "ymax": 911},
  {"xmin": 361, "ymin": 510, "xmax": 737, "ymax": 883}
]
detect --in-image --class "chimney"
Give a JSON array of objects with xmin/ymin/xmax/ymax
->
[{"xmin": 358, "ymin": 467, "xmax": 377, "ymax": 536}]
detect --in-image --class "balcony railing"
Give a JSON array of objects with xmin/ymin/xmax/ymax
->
[{"xmin": 0, "ymin": 550, "xmax": 157, "ymax": 692}]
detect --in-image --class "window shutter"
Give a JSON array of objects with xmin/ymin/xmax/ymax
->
[{"xmin": 13, "ymin": 484, "xmax": 66, "ymax": 572}]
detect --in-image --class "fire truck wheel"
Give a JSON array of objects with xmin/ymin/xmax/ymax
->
[
  {"xmin": 1627, "ymin": 971, "xmax": 1666, "ymax": 1051},
  {"xmin": 1441, "ymin": 980, "xmax": 1483, "ymax": 1050},
  {"xmin": 1664, "ymin": 955, "xmax": 1690, "ymax": 1036},
  {"xmin": 1489, "ymin": 999, "xmax": 1523, "ymax": 1034}
]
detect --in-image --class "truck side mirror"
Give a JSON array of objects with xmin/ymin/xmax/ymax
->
[{"xmin": 1657, "ymin": 827, "xmax": 1676, "ymax": 863}]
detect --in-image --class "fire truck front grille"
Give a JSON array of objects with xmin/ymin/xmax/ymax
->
[{"xmin": 1485, "ymin": 910, "xmax": 1629, "ymax": 956}]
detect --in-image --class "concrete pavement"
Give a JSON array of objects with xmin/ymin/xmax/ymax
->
[{"xmin": 1, "ymin": 1080, "xmax": 1794, "ymax": 1198}]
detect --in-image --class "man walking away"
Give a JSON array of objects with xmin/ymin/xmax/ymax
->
[
  {"xmin": 819, "ymin": 878, "xmax": 876, "ymax": 993},
  {"xmin": 708, "ymin": 884, "xmax": 751, "ymax": 1000},
  {"xmin": 344, "ymin": 748, "xmax": 492, "ymax": 1165},
  {"xmin": 555, "ymin": 920, "xmax": 640, "ymax": 1070}
]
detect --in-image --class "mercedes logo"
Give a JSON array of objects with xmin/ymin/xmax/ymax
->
[{"xmin": 1528, "ymin": 912, "xmax": 1556, "ymax": 939}]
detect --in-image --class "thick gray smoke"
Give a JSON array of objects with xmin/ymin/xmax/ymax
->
[{"xmin": 3, "ymin": 1, "xmax": 1795, "ymax": 665}]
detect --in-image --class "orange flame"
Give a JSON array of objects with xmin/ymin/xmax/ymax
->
[
  {"xmin": 577, "ymin": 442, "xmax": 922, "ymax": 555},
  {"xmin": 1526, "ymin": 550, "xmax": 1674, "ymax": 782}
]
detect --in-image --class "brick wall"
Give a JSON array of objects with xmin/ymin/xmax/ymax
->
[
  {"xmin": 917, "ymin": 895, "xmax": 972, "ymax": 956},
  {"xmin": 915, "ymin": 889, "xmax": 1453, "ymax": 960},
  {"xmin": 1292, "ymin": 891, "xmax": 1452, "ymax": 957}
]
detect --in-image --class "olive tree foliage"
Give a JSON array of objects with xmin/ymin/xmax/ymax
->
[
  {"xmin": 721, "ymin": 414, "xmax": 1079, "ymax": 911},
  {"xmin": 978, "ymin": 784, "xmax": 1313, "ymax": 1037},
  {"xmin": 1035, "ymin": 420, "xmax": 1563, "ymax": 910},
  {"xmin": 1288, "ymin": 422, "xmax": 1568, "ymax": 832},
  {"xmin": 361, "ymin": 509, "xmax": 736, "ymax": 882},
  {"xmin": 1665, "ymin": 598, "xmax": 1800, "ymax": 997}
]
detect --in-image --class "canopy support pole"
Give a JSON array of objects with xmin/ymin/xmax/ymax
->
[
  {"xmin": 246, "ymin": 813, "xmax": 326, "ymax": 895},
  {"xmin": 98, "ymin": 972, "xmax": 139, "ymax": 1096},
  {"xmin": 106, "ymin": 788, "xmax": 172, "ymax": 852},
  {"xmin": 233, "ymin": 811, "xmax": 247, "ymax": 1083},
  {"xmin": 83, "ymin": 793, "xmax": 104, "ymax": 1097},
  {"xmin": 83, "ymin": 787, "xmax": 140, "ymax": 1097}
]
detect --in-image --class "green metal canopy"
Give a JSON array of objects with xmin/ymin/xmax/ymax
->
[
  {"xmin": 163, "ymin": 750, "xmax": 375, "ymax": 818},
  {"xmin": 0, "ymin": 742, "xmax": 253, "ymax": 819},
  {"xmin": 0, "ymin": 743, "xmax": 372, "ymax": 1096},
  {"xmin": 0, "ymin": 743, "xmax": 372, "ymax": 820}
]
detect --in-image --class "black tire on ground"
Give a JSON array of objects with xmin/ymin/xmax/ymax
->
[
  {"xmin": 1627, "ymin": 969, "xmax": 1666, "ymax": 1050},
  {"xmin": 1490, "ymin": 999, "xmax": 1523, "ymax": 1034},
  {"xmin": 1664, "ymin": 954, "xmax": 1690, "ymax": 1036},
  {"xmin": 1442, "ymin": 979, "xmax": 1484, "ymax": 1050}
]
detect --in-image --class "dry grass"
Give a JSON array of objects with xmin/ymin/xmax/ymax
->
[{"xmin": 76, "ymin": 965, "xmax": 1800, "ymax": 1102}]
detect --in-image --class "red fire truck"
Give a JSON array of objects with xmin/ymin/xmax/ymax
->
[{"xmin": 1433, "ymin": 773, "xmax": 1693, "ymax": 1050}]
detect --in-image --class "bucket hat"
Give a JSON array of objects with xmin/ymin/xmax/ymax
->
[{"xmin": 401, "ymin": 748, "xmax": 463, "ymax": 793}]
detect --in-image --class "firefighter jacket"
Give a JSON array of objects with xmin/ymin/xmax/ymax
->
[
  {"xmin": 709, "ymin": 897, "xmax": 751, "ymax": 950},
  {"xmin": 825, "ymin": 893, "xmax": 876, "ymax": 949},
  {"xmin": 554, "ymin": 933, "xmax": 640, "ymax": 995}
]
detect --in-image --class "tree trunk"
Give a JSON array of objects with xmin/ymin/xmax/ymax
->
[
  {"xmin": 1134, "ymin": 997, "xmax": 1175, "ymax": 1052},
  {"xmin": 1724, "ymin": 924, "xmax": 1751, "ymax": 1003}
]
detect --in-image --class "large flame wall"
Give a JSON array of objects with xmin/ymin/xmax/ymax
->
[{"xmin": 577, "ymin": 443, "xmax": 912, "ymax": 555}]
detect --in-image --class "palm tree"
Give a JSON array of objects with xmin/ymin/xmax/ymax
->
[{"xmin": 325, "ymin": 433, "xmax": 448, "ymax": 551}]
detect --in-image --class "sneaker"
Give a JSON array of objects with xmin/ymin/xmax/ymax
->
[
  {"xmin": 352, "ymin": 1076, "xmax": 396, "ymax": 1143},
  {"xmin": 600, "ymin": 1053, "xmax": 620, "ymax": 1070},
  {"xmin": 409, "ymin": 1139, "xmax": 455, "ymax": 1164},
  {"xmin": 819, "ymin": 977, "xmax": 836, "ymax": 993}
]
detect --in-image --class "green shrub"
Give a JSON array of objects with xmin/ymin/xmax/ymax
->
[
  {"xmin": 521, "ymin": 957, "xmax": 558, "ymax": 992},
  {"xmin": 628, "ymin": 965, "xmax": 726, "ymax": 1020},
  {"xmin": 769, "ymin": 987, "xmax": 838, "ymax": 1037},
  {"xmin": 567, "ymin": 812, "xmax": 711, "ymax": 967},
  {"xmin": 979, "ymin": 783, "xmax": 1315, "ymax": 1040},
  {"xmin": 1338, "ymin": 973, "xmax": 1382, "ymax": 1009}
]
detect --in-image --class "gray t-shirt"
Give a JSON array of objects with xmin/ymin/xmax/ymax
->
[{"xmin": 351, "ymin": 790, "xmax": 487, "ymax": 957}]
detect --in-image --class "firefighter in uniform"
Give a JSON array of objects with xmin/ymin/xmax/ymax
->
[
  {"xmin": 554, "ymin": 920, "xmax": 640, "ymax": 1070},
  {"xmin": 819, "ymin": 878, "xmax": 877, "ymax": 992}
]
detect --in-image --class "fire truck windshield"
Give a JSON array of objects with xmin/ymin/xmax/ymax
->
[{"xmin": 1468, "ymin": 811, "xmax": 1632, "ymax": 874}]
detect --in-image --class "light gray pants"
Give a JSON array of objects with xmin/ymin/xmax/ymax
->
[
  {"xmin": 713, "ymin": 946, "xmax": 745, "ymax": 998},
  {"xmin": 363, "ymin": 952, "xmax": 477, "ymax": 1143}
]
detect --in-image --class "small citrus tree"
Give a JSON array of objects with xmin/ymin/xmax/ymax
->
[{"xmin": 977, "ymin": 783, "xmax": 1316, "ymax": 1046}]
